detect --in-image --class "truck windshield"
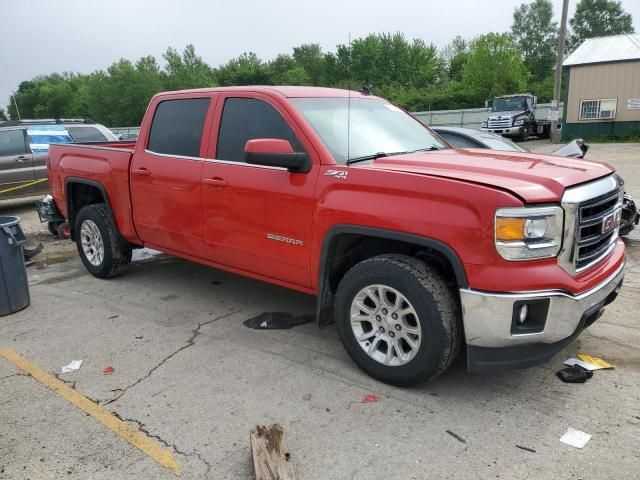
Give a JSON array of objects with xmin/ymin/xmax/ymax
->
[
  {"xmin": 492, "ymin": 97, "xmax": 528, "ymax": 112},
  {"xmin": 291, "ymin": 97, "xmax": 446, "ymax": 164}
]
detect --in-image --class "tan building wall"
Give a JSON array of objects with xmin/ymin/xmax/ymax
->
[{"xmin": 566, "ymin": 60, "xmax": 640, "ymax": 123}]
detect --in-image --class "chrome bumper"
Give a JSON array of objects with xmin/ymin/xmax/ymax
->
[
  {"xmin": 482, "ymin": 126, "xmax": 522, "ymax": 135},
  {"xmin": 459, "ymin": 262, "xmax": 624, "ymax": 348}
]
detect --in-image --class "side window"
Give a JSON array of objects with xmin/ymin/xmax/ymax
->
[
  {"xmin": 0, "ymin": 130, "xmax": 27, "ymax": 156},
  {"xmin": 438, "ymin": 132, "xmax": 482, "ymax": 149},
  {"xmin": 147, "ymin": 98, "xmax": 210, "ymax": 157},
  {"xmin": 67, "ymin": 126, "xmax": 108, "ymax": 142},
  {"xmin": 216, "ymin": 98, "xmax": 303, "ymax": 162}
]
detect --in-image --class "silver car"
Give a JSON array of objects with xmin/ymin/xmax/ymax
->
[{"xmin": 0, "ymin": 119, "xmax": 117, "ymax": 200}]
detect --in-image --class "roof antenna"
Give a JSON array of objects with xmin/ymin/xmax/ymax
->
[{"xmin": 347, "ymin": 32, "xmax": 352, "ymax": 164}]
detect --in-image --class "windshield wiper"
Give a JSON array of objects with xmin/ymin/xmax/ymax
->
[{"xmin": 346, "ymin": 146, "xmax": 440, "ymax": 165}]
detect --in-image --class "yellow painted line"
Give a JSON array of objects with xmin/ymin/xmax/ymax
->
[
  {"xmin": 0, "ymin": 348, "xmax": 182, "ymax": 476},
  {"xmin": 0, "ymin": 178, "xmax": 47, "ymax": 195}
]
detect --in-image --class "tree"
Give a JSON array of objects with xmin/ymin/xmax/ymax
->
[
  {"xmin": 441, "ymin": 36, "xmax": 470, "ymax": 82},
  {"xmin": 162, "ymin": 45, "xmax": 215, "ymax": 90},
  {"xmin": 0, "ymin": 107, "xmax": 7, "ymax": 121},
  {"xmin": 461, "ymin": 33, "xmax": 530, "ymax": 103},
  {"xmin": 569, "ymin": 0, "xmax": 634, "ymax": 50},
  {"xmin": 292, "ymin": 44, "xmax": 325, "ymax": 85},
  {"xmin": 215, "ymin": 52, "xmax": 272, "ymax": 86},
  {"xmin": 511, "ymin": 0, "xmax": 558, "ymax": 81}
]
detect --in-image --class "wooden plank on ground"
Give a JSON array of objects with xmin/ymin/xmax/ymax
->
[{"xmin": 250, "ymin": 424, "xmax": 296, "ymax": 480}]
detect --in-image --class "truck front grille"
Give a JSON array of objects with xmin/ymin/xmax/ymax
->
[
  {"xmin": 558, "ymin": 175, "xmax": 623, "ymax": 275},
  {"xmin": 488, "ymin": 118, "xmax": 512, "ymax": 128},
  {"xmin": 575, "ymin": 190, "xmax": 621, "ymax": 271}
]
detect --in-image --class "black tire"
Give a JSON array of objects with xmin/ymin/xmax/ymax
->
[
  {"xmin": 334, "ymin": 254, "xmax": 461, "ymax": 386},
  {"xmin": 516, "ymin": 125, "xmax": 528, "ymax": 142},
  {"xmin": 47, "ymin": 221, "xmax": 61, "ymax": 236},
  {"xmin": 74, "ymin": 203, "xmax": 132, "ymax": 278}
]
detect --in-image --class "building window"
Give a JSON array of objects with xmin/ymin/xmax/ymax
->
[{"xmin": 579, "ymin": 98, "xmax": 617, "ymax": 120}]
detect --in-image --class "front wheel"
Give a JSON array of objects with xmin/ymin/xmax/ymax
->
[
  {"xmin": 75, "ymin": 204, "xmax": 131, "ymax": 278},
  {"xmin": 334, "ymin": 254, "xmax": 461, "ymax": 386}
]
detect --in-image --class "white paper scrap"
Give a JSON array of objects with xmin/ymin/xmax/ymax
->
[
  {"xmin": 560, "ymin": 427, "xmax": 591, "ymax": 448},
  {"xmin": 563, "ymin": 357, "xmax": 598, "ymax": 371},
  {"xmin": 61, "ymin": 360, "xmax": 83, "ymax": 374}
]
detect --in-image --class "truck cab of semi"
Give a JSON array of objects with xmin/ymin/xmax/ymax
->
[{"xmin": 482, "ymin": 94, "xmax": 551, "ymax": 141}]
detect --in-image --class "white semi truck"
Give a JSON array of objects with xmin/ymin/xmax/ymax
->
[{"xmin": 481, "ymin": 93, "xmax": 554, "ymax": 141}]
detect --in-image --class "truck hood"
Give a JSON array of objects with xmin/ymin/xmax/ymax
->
[{"xmin": 365, "ymin": 148, "xmax": 614, "ymax": 203}]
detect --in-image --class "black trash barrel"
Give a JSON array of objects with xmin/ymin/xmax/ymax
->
[{"xmin": 0, "ymin": 216, "xmax": 30, "ymax": 316}]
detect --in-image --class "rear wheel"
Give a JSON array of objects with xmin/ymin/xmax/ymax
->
[
  {"xmin": 334, "ymin": 254, "xmax": 461, "ymax": 386},
  {"xmin": 74, "ymin": 204, "xmax": 131, "ymax": 278}
]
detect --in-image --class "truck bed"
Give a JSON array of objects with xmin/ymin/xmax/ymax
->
[{"xmin": 48, "ymin": 141, "xmax": 140, "ymax": 243}]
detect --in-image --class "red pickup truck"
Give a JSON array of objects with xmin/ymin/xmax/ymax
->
[{"xmin": 46, "ymin": 86, "xmax": 625, "ymax": 386}]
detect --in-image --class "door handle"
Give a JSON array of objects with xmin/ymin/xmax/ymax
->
[
  {"xmin": 15, "ymin": 156, "xmax": 30, "ymax": 163},
  {"xmin": 131, "ymin": 168, "xmax": 151, "ymax": 176},
  {"xmin": 203, "ymin": 177, "xmax": 227, "ymax": 187}
]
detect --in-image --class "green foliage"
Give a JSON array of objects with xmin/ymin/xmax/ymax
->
[
  {"xmin": 512, "ymin": 0, "xmax": 558, "ymax": 81},
  {"xmin": 569, "ymin": 0, "xmax": 635, "ymax": 50},
  {"xmin": 0, "ymin": 107, "xmax": 7, "ymax": 121},
  {"xmin": 461, "ymin": 33, "xmax": 530, "ymax": 103},
  {"xmin": 6, "ymin": 27, "xmax": 575, "ymax": 126}
]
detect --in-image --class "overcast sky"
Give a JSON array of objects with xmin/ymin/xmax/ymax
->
[{"xmin": 1, "ymin": 0, "xmax": 639, "ymax": 108}]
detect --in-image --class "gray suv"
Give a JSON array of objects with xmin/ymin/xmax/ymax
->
[{"xmin": 0, "ymin": 119, "xmax": 117, "ymax": 200}]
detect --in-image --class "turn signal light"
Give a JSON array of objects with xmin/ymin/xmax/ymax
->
[{"xmin": 496, "ymin": 217, "xmax": 526, "ymax": 241}]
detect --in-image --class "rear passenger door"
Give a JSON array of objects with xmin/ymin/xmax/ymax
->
[
  {"xmin": 130, "ymin": 95, "xmax": 215, "ymax": 257},
  {"xmin": 0, "ymin": 128, "xmax": 35, "ymax": 200}
]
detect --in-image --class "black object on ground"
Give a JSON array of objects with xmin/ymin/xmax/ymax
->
[
  {"xmin": 23, "ymin": 243, "xmax": 43, "ymax": 261},
  {"xmin": 0, "ymin": 216, "xmax": 30, "ymax": 316},
  {"xmin": 516, "ymin": 445, "xmax": 536, "ymax": 453},
  {"xmin": 557, "ymin": 365, "xmax": 594, "ymax": 383},
  {"xmin": 243, "ymin": 312, "xmax": 314, "ymax": 330},
  {"xmin": 445, "ymin": 430, "xmax": 466, "ymax": 443}
]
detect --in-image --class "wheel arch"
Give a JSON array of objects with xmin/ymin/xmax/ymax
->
[
  {"xmin": 316, "ymin": 225, "xmax": 468, "ymax": 326},
  {"xmin": 65, "ymin": 177, "xmax": 117, "ymax": 241}
]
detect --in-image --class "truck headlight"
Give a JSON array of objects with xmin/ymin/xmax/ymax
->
[
  {"xmin": 481, "ymin": 121, "xmax": 487, "ymax": 128},
  {"xmin": 514, "ymin": 119, "xmax": 525, "ymax": 126},
  {"xmin": 495, "ymin": 206, "xmax": 563, "ymax": 260}
]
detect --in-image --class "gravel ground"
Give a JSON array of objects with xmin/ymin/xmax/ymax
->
[{"xmin": 0, "ymin": 144, "xmax": 638, "ymax": 480}]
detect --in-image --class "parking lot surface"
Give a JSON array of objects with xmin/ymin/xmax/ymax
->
[{"xmin": 1, "ymin": 143, "xmax": 639, "ymax": 480}]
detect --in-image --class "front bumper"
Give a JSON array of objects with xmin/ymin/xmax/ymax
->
[
  {"xmin": 481, "ymin": 126, "xmax": 523, "ymax": 135},
  {"xmin": 460, "ymin": 262, "xmax": 624, "ymax": 373}
]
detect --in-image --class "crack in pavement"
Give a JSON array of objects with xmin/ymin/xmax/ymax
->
[
  {"xmin": 104, "ymin": 309, "xmax": 238, "ymax": 406},
  {"xmin": 116, "ymin": 414, "xmax": 213, "ymax": 477},
  {"xmin": 0, "ymin": 373, "xmax": 30, "ymax": 381}
]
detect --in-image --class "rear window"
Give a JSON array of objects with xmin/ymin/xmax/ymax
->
[
  {"xmin": 0, "ymin": 129, "xmax": 27, "ymax": 156},
  {"xmin": 147, "ymin": 98, "xmax": 210, "ymax": 157},
  {"xmin": 67, "ymin": 126, "xmax": 108, "ymax": 142}
]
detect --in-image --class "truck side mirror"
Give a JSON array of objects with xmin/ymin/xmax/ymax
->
[{"xmin": 244, "ymin": 139, "xmax": 311, "ymax": 173}]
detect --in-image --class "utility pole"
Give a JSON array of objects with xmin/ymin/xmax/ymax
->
[{"xmin": 551, "ymin": 0, "xmax": 569, "ymax": 143}]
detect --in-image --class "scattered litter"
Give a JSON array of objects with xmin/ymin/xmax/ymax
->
[
  {"xmin": 515, "ymin": 445, "xmax": 536, "ymax": 453},
  {"xmin": 103, "ymin": 366, "xmax": 115, "ymax": 375},
  {"xmin": 557, "ymin": 365, "xmax": 593, "ymax": 383},
  {"xmin": 563, "ymin": 358, "xmax": 599, "ymax": 371},
  {"xmin": 243, "ymin": 312, "xmax": 314, "ymax": 330},
  {"xmin": 61, "ymin": 360, "xmax": 83, "ymax": 374},
  {"xmin": 134, "ymin": 336, "xmax": 143, "ymax": 340},
  {"xmin": 446, "ymin": 430, "xmax": 466, "ymax": 443},
  {"xmin": 72, "ymin": 290, "xmax": 90, "ymax": 295},
  {"xmin": 576, "ymin": 354, "xmax": 614, "ymax": 370},
  {"xmin": 23, "ymin": 244, "xmax": 43, "ymax": 261},
  {"xmin": 560, "ymin": 427, "xmax": 591, "ymax": 449},
  {"xmin": 108, "ymin": 315, "xmax": 119, "ymax": 319},
  {"xmin": 362, "ymin": 394, "xmax": 380, "ymax": 403}
]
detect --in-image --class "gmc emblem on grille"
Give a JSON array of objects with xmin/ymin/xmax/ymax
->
[{"xmin": 602, "ymin": 210, "xmax": 621, "ymax": 235}]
